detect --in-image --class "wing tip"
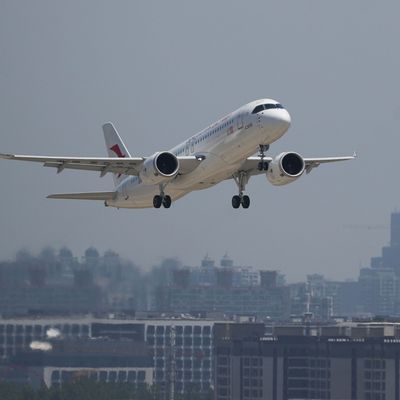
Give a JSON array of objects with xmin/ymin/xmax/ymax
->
[{"xmin": 0, "ymin": 153, "xmax": 14, "ymax": 160}]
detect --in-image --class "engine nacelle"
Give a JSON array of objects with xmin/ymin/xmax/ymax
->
[
  {"xmin": 267, "ymin": 152, "xmax": 305, "ymax": 186},
  {"xmin": 139, "ymin": 151, "xmax": 179, "ymax": 185}
]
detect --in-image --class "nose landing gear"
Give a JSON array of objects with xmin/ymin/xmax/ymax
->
[{"xmin": 257, "ymin": 144, "xmax": 269, "ymax": 171}]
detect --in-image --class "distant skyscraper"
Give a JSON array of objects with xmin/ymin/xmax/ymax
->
[{"xmin": 391, "ymin": 212, "xmax": 400, "ymax": 247}]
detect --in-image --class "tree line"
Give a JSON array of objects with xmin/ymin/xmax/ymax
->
[{"xmin": 0, "ymin": 380, "xmax": 213, "ymax": 400}]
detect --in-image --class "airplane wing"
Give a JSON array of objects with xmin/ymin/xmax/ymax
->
[
  {"xmin": 302, "ymin": 155, "xmax": 356, "ymax": 173},
  {"xmin": 239, "ymin": 153, "xmax": 356, "ymax": 176},
  {"xmin": 47, "ymin": 191, "xmax": 116, "ymax": 200},
  {"xmin": 0, "ymin": 153, "xmax": 202, "ymax": 177}
]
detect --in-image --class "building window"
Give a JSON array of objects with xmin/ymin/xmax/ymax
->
[
  {"xmin": 218, "ymin": 356, "xmax": 228, "ymax": 365},
  {"xmin": 109, "ymin": 371, "xmax": 117, "ymax": 382},
  {"xmin": 156, "ymin": 370, "xmax": 164, "ymax": 380},
  {"xmin": 51, "ymin": 370, "xmax": 60, "ymax": 381},
  {"xmin": 147, "ymin": 325, "xmax": 155, "ymax": 335},
  {"xmin": 118, "ymin": 371, "xmax": 127, "ymax": 382},
  {"xmin": 203, "ymin": 371, "xmax": 211, "ymax": 380},
  {"xmin": 89, "ymin": 371, "xmax": 97, "ymax": 381},
  {"xmin": 203, "ymin": 326, "xmax": 211, "ymax": 335},
  {"xmin": 176, "ymin": 326, "xmax": 183, "ymax": 335},
  {"xmin": 184, "ymin": 326, "xmax": 192, "ymax": 335},
  {"xmin": 61, "ymin": 370, "xmax": 73, "ymax": 382},
  {"xmin": 98, "ymin": 371, "xmax": 107, "ymax": 382},
  {"xmin": 138, "ymin": 371, "xmax": 145, "ymax": 382},
  {"xmin": 127, "ymin": 371, "xmax": 136, "ymax": 382},
  {"xmin": 156, "ymin": 326, "xmax": 164, "ymax": 335}
]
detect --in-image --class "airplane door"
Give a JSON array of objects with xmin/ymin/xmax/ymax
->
[
  {"xmin": 237, "ymin": 114, "xmax": 243, "ymax": 130},
  {"xmin": 185, "ymin": 141, "xmax": 190, "ymax": 156},
  {"xmin": 190, "ymin": 139, "xmax": 195, "ymax": 153}
]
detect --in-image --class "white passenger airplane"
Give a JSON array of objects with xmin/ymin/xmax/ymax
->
[{"xmin": 0, "ymin": 99, "xmax": 355, "ymax": 209}]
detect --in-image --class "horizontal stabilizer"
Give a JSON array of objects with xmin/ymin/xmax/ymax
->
[{"xmin": 47, "ymin": 191, "xmax": 116, "ymax": 201}]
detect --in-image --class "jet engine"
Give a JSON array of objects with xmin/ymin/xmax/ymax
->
[
  {"xmin": 266, "ymin": 152, "xmax": 305, "ymax": 186},
  {"xmin": 139, "ymin": 151, "xmax": 179, "ymax": 185}
]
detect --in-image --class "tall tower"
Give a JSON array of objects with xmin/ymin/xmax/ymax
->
[{"xmin": 391, "ymin": 212, "xmax": 400, "ymax": 247}]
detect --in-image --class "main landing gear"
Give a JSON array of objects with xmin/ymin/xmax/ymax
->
[
  {"xmin": 231, "ymin": 144, "xmax": 270, "ymax": 209},
  {"xmin": 153, "ymin": 184, "xmax": 171, "ymax": 209},
  {"xmin": 232, "ymin": 171, "xmax": 250, "ymax": 209},
  {"xmin": 153, "ymin": 194, "xmax": 171, "ymax": 208}
]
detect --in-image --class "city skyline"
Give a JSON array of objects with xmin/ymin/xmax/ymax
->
[{"xmin": 1, "ymin": 1, "xmax": 399, "ymax": 281}]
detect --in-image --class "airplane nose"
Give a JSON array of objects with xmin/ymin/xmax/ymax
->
[
  {"xmin": 266, "ymin": 109, "xmax": 291, "ymax": 133},
  {"xmin": 279, "ymin": 109, "xmax": 291, "ymax": 131}
]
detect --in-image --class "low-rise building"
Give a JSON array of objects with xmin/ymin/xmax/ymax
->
[
  {"xmin": 214, "ymin": 322, "xmax": 400, "ymax": 400},
  {"xmin": 0, "ymin": 315, "xmax": 224, "ymax": 399}
]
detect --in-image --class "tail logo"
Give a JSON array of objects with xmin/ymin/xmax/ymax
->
[
  {"xmin": 110, "ymin": 144, "xmax": 126, "ymax": 158},
  {"xmin": 110, "ymin": 144, "xmax": 126, "ymax": 179}
]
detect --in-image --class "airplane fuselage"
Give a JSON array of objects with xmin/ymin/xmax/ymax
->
[{"xmin": 106, "ymin": 99, "xmax": 291, "ymax": 208}]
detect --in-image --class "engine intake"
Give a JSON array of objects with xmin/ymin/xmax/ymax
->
[
  {"xmin": 140, "ymin": 151, "xmax": 179, "ymax": 185},
  {"xmin": 267, "ymin": 152, "xmax": 305, "ymax": 186}
]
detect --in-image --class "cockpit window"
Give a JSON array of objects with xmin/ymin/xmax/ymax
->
[
  {"xmin": 251, "ymin": 103, "xmax": 284, "ymax": 114},
  {"xmin": 252, "ymin": 105, "xmax": 264, "ymax": 114}
]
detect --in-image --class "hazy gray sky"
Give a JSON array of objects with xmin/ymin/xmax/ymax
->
[{"xmin": 0, "ymin": 1, "xmax": 399, "ymax": 281}]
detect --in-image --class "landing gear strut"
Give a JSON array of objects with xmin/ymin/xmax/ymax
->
[
  {"xmin": 258, "ymin": 144, "xmax": 270, "ymax": 171},
  {"xmin": 232, "ymin": 171, "xmax": 250, "ymax": 209},
  {"xmin": 153, "ymin": 184, "xmax": 172, "ymax": 209}
]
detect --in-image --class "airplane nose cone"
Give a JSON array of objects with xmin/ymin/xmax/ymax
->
[
  {"xmin": 280, "ymin": 109, "xmax": 291, "ymax": 131},
  {"xmin": 267, "ymin": 108, "xmax": 291, "ymax": 133}
]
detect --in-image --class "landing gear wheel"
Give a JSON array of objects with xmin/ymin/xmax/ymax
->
[
  {"xmin": 232, "ymin": 195, "xmax": 241, "ymax": 209},
  {"xmin": 242, "ymin": 195, "xmax": 250, "ymax": 209},
  {"xmin": 163, "ymin": 195, "xmax": 172, "ymax": 208},
  {"xmin": 153, "ymin": 195, "xmax": 162, "ymax": 208}
]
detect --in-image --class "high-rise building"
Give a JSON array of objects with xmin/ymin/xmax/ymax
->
[
  {"xmin": 391, "ymin": 212, "xmax": 400, "ymax": 247},
  {"xmin": 371, "ymin": 212, "xmax": 400, "ymax": 271},
  {"xmin": 358, "ymin": 211, "xmax": 400, "ymax": 315}
]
